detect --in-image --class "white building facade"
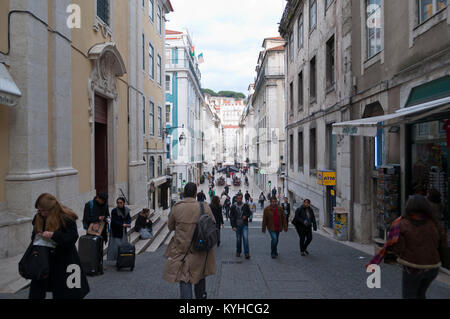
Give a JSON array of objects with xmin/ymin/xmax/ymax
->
[{"xmin": 165, "ymin": 30, "xmax": 204, "ymax": 195}]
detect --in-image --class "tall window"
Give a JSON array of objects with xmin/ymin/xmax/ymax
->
[
  {"xmin": 298, "ymin": 131, "xmax": 304, "ymax": 171},
  {"xmin": 97, "ymin": 0, "xmax": 110, "ymax": 25},
  {"xmin": 165, "ymin": 75, "xmax": 171, "ymax": 92},
  {"xmin": 310, "ymin": 128, "xmax": 317, "ymax": 171},
  {"xmin": 158, "ymin": 106, "xmax": 162, "ymax": 137},
  {"xmin": 149, "ymin": 101, "xmax": 154, "ymax": 136},
  {"xmin": 326, "ymin": 36, "xmax": 335, "ymax": 88},
  {"xmin": 142, "ymin": 34, "xmax": 145, "ymax": 70},
  {"xmin": 289, "ymin": 81, "xmax": 294, "ymax": 112},
  {"xmin": 298, "ymin": 71, "xmax": 303, "ymax": 109},
  {"xmin": 310, "ymin": 0, "xmax": 317, "ymax": 32},
  {"xmin": 290, "ymin": 134, "xmax": 294, "ymax": 168},
  {"xmin": 149, "ymin": 0, "xmax": 154, "ymax": 21},
  {"xmin": 149, "ymin": 42, "xmax": 154, "ymax": 79},
  {"xmin": 419, "ymin": 0, "xmax": 447, "ymax": 23},
  {"xmin": 310, "ymin": 57, "xmax": 317, "ymax": 101},
  {"xmin": 157, "ymin": 5, "xmax": 162, "ymax": 34},
  {"xmin": 143, "ymin": 96, "xmax": 146, "ymax": 135},
  {"xmin": 149, "ymin": 156, "xmax": 155, "ymax": 179},
  {"xmin": 298, "ymin": 13, "xmax": 304, "ymax": 49},
  {"xmin": 158, "ymin": 156, "xmax": 163, "ymax": 176},
  {"xmin": 366, "ymin": 0, "xmax": 382, "ymax": 59},
  {"xmin": 166, "ymin": 104, "xmax": 171, "ymax": 123},
  {"xmin": 157, "ymin": 55, "xmax": 162, "ymax": 85},
  {"xmin": 289, "ymin": 33, "xmax": 294, "ymax": 61}
]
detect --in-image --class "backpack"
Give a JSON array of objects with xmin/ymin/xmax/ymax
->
[
  {"xmin": 191, "ymin": 202, "xmax": 218, "ymax": 251},
  {"xmin": 83, "ymin": 200, "xmax": 94, "ymax": 230}
]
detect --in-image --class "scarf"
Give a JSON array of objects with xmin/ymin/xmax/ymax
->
[{"xmin": 367, "ymin": 217, "xmax": 402, "ymax": 267}]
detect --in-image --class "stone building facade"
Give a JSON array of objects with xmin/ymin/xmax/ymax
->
[
  {"xmin": 280, "ymin": 0, "xmax": 354, "ymax": 227},
  {"xmin": 250, "ymin": 37, "xmax": 286, "ymax": 196},
  {"xmin": 0, "ymin": 0, "xmax": 173, "ymax": 259}
]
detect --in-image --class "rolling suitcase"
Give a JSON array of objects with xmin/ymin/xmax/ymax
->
[
  {"xmin": 116, "ymin": 231, "xmax": 135, "ymax": 271},
  {"xmin": 78, "ymin": 235, "xmax": 104, "ymax": 276}
]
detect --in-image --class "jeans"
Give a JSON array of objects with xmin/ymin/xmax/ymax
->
[
  {"xmin": 296, "ymin": 225, "xmax": 312, "ymax": 252},
  {"xmin": 179, "ymin": 279, "xmax": 206, "ymax": 299},
  {"xmin": 269, "ymin": 231, "xmax": 280, "ymax": 257},
  {"xmin": 236, "ymin": 224, "xmax": 249, "ymax": 255},
  {"xmin": 402, "ymin": 267, "xmax": 439, "ymax": 299}
]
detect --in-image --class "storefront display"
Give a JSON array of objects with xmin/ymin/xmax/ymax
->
[
  {"xmin": 376, "ymin": 165, "xmax": 401, "ymax": 240},
  {"xmin": 410, "ymin": 119, "xmax": 449, "ymax": 229}
]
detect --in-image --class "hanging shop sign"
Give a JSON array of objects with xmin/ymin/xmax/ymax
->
[{"xmin": 317, "ymin": 170, "xmax": 336, "ymax": 186}]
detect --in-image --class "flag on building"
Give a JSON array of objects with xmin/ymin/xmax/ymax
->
[
  {"xmin": 198, "ymin": 53, "xmax": 204, "ymax": 64},
  {"xmin": 190, "ymin": 46, "xmax": 195, "ymax": 57}
]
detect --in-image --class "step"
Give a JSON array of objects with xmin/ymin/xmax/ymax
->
[
  {"xmin": 145, "ymin": 226, "xmax": 172, "ymax": 253},
  {"xmin": 103, "ymin": 212, "xmax": 162, "ymax": 256},
  {"xmin": 134, "ymin": 215, "xmax": 168, "ymax": 255},
  {"xmin": 164, "ymin": 231, "xmax": 174, "ymax": 245}
]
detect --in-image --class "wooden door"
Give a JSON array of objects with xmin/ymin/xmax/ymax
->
[{"xmin": 95, "ymin": 95, "xmax": 108, "ymax": 194}]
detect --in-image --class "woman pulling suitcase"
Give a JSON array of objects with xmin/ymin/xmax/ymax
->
[{"xmin": 107, "ymin": 197, "xmax": 132, "ymax": 262}]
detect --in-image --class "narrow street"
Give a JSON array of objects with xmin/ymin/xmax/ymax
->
[{"xmin": 2, "ymin": 175, "xmax": 450, "ymax": 299}]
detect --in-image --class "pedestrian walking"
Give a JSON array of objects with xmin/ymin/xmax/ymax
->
[
  {"xmin": 135, "ymin": 208, "xmax": 153, "ymax": 240},
  {"xmin": 272, "ymin": 187, "xmax": 277, "ymax": 198},
  {"xmin": 281, "ymin": 197, "xmax": 291, "ymax": 223},
  {"xmin": 163, "ymin": 183, "xmax": 216, "ymax": 299},
  {"xmin": 107, "ymin": 197, "xmax": 131, "ymax": 262},
  {"xmin": 262, "ymin": 197, "xmax": 288, "ymax": 259},
  {"xmin": 197, "ymin": 190, "xmax": 207, "ymax": 202},
  {"xmin": 210, "ymin": 196, "xmax": 224, "ymax": 247},
  {"xmin": 244, "ymin": 190, "xmax": 251, "ymax": 202},
  {"xmin": 230, "ymin": 193, "xmax": 252, "ymax": 259},
  {"xmin": 292, "ymin": 199, "xmax": 317, "ymax": 256},
  {"xmin": 249, "ymin": 198, "xmax": 256, "ymax": 223},
  {"xmin": 224, "ymin": 195, "xmax": 231, "ymax": 221},
  {"xmin": 259, "ymin": 192, "xmax": 266, "ymax": 209},
  {"xmin": 82, "ymin": 192, "xmax": 110, "ymax": 245},
  {"xmin": 368, "ymin": 195, "xmax": 448, "ymax": 299},
  {"xmin": 28, "ymin": 193, "xmax": 90, "ymax": 299}
]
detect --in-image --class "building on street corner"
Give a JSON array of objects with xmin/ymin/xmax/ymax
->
[
  {"xmin": 165, "ymin": 29, "xmax": 204, "ymax": 194},
  {"xmin": 0, "ymin": 0, "xmax": 173, "ymax": 259}
]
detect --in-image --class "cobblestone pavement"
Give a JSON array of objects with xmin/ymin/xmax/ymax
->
[{"xmin": 2, "ymin": 219, "xmax": 450, "ymax": 299}]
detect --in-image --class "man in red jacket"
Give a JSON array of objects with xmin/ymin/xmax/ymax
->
[{"xmin": 262, "ymin": 197, "xmax": 288, "ymax": 258}]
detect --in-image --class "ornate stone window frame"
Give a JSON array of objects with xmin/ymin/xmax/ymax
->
[{"xmin": 93, "ymin": 0, "xmax": 114, "ymax": 39}]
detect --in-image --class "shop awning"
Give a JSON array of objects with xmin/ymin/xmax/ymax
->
[
  {"xmin": 333, "ymin": 96, "xmax": 450, "ymax": 137},
  {"xmin": 0, "ymin": 63, "xmax": 21, "ymax": 107}
]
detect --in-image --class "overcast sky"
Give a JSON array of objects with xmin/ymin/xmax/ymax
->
[{"xmin": 166, "ymin": 0, "xmax": 287, "ymax": 96}]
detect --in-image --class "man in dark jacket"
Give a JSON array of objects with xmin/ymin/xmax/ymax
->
[
  {"xmin": 244, "ymin": 191, "xmax": 251, "ymax": 202},
  {"xmin": 230, "ymin": 193, "xmax": 252, "ymax": 259},
  {"xmin": 197, "ymin": 190, "xmax": 206, "ymax": 202},
  {"xmin": 82, "ymin": 192, "xmax": 110, "ymax": 245},
  {"xmin": 293, "ymin": 199, "xmax": 317, "ymax": 256}
]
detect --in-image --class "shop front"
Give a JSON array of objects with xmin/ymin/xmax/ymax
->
[
  {"xmin": 333, "ymin": 95, "xmax": 450, "ymax": 241},
  {"xmin": 407, "ymin": 117, "xmax": 450, "ymax": 230}
]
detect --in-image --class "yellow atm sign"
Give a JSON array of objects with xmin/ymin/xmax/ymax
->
[{"xmin": 318, "ymin": 171, "xmax": 336, "ymax": 186}]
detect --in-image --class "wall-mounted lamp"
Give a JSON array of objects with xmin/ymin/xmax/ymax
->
[{"xmin": 389, "ymin": 126, "xmax": 400, "ymax": 133}]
